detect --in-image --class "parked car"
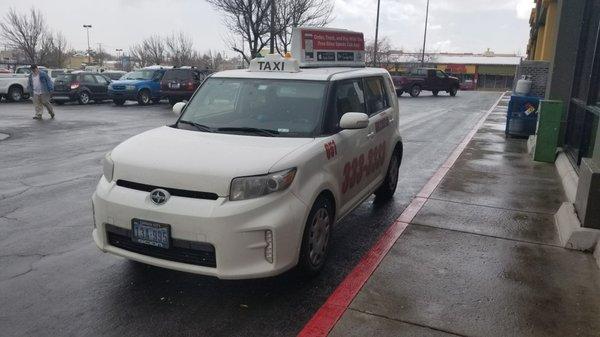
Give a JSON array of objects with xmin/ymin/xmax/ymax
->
[
  {"xmin": 392, "ymin": 68, "xmax": 460, "ymax": 97},
  {"xmin": 0, "ymin": 73, "xmax": 30, "ymax": 102},
  {"xmin": 108, "ymin": 68, "xmax": 167, "ymax": 105},
  {"xmin": 51, "ymin": 72, "xmax": 111, "ymax": 105},
  {"xmin": 14, "ymin": 65, "xmax": 48, "ymax": 75},
  {"xmin": 102, "ymin": 71, "xmax": 126, "ymax": 81},
  {"xmin": 160, "ymin": 67, "xmax": 212, "ymax": 105}
]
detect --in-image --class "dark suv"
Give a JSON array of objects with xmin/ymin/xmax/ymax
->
[
  {"xmin": 52, "ymin": 72, "xmax": 111, "ymax": 105},
  {"xmin": 161, "ymin": 67, "xmax": 212, "ymax": 105}
]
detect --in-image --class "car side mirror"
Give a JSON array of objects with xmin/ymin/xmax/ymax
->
[
  {"xmin": 172, "ymin": 102, "xmax": 186, "ymax": 116},
  {"xmin": 340, "ymin": 112, "xmax": 369, "ymax": 129}
]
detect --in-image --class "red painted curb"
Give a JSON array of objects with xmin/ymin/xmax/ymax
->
[{"xmin": 297, "ymin": 93, "xmax": 506, "ymax": 337}]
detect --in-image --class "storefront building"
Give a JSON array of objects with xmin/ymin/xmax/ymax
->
[
  {"xmin": 528, "ymin": 0, "xmax": 600, "ymax": 237},
  {"xmin": 385, "ymin": 52, "xmax": 522, "ymax": 91}
]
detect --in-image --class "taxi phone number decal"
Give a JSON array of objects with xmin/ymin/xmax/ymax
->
[{"xmin": 342, "ymin": 141, "xmax": 386, "ymax": 194}]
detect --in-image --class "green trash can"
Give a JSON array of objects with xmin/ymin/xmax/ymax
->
[{"xmin": 534, "ymin": 100, "xmax": 563, "ymax": 163}]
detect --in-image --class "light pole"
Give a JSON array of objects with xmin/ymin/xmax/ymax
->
[
  {"xmin": 83, "ymin": 24, "xmax": 92, "ymax": 65},
  {"xmin": 373, "ymin": 0, "xmax": 381, "ymax": 67},
  {"xmin": 421, "ymin": 0, "xmax": 430, "ymax": 66},
  {"xmin": 116, "ymin": 48, "xmax": 123, "ymax": 70},
  {"xmin": 269, "ymin": 0, "xmax": 276, "ymax": 54}
]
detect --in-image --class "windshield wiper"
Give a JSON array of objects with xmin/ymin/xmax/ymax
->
[
  {"xmin": 178, "ymin": 120, "xmax": 213, "ymax": 132},
  {"xmin": 216, "ymin": 127, "xmax": 279, "ymax": 137}
]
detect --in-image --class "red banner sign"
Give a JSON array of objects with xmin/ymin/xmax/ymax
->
[{"xmin": 301, "ymin": 30, "xmax": 364, "ymax": 51}]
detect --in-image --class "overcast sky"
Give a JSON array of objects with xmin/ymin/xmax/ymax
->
[{"xmin": 0, "ymin": 0, "xmax": 534, "ymax": 56}]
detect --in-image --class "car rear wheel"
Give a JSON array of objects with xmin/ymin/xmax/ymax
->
[
  {"xmin": 113, "ymin": 99, "xmax": 125, "ymax": 106},
  {"xmin": 409, "ymin": 85, "xmax": 421, "ymax": 97},
  {"xmin": 168, "ymin": 97, "xmax": 180, "ymax": 105},
  {"xmin": 375, "ymin": 146, "xmax": 402, "ymax": 200},
  {"xmin": 396, "ymin": 90, "xmax": 403, "ymax": 97},
  {"xmin": 432, "ymin": 90, "xmax": 439, "ymax": 96},
  {"xmin": 78, "ymin": 91, "xmax": 91, "ymax": 105},
  {"xmin": 7, "ymin": 86, "xmax": 23, "ymax": 102},
  {"xmin": 299, "ymin": 195, "xmax": 334, "ymax": 276},
  {"xmin": 137, "ymin": 90, "xmax": 151, "ymax": 105},
  {"xmin": 449, "ymin": 86, "xmax": 458, "ymax": 97}
]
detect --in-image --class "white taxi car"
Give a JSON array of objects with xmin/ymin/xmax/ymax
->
[{"xmin": 92, "ymin": 38, "xmax": 402, "ymax": 279}]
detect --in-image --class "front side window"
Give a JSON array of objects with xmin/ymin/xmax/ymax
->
[
  {"xmin": 436, "ymin": 70, "xmax": 446, "ymax": 78},
  {"xmin": 178, "ymin": 78, "xmax": 327, "ymax": 137},
  {"xmin": 364, "ymin": 77, "xmax": 390, "ymax": 115},
  {"xmin": 324, "ymin": 79, "xmax": 365, "ymax": 133}
]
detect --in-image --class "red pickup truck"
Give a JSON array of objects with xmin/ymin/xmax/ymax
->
[{"xmin": 392, "ymin": 68, "xmax": 460, "ymax": 97}]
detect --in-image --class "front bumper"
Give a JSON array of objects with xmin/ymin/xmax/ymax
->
[
  {"xmin": 108, "ymin": 90, "xmax": 137, "ymax": 101},
  {"xmin": 92, "ymin": 177, "xmax": 309, "ymax": 279}
]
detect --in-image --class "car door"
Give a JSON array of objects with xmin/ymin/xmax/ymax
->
[
  {"xmin": 81, "ymin": 74, "xmax": 99, "ymax": 98},
  {"xmin": 324, "ymin": 78, "xmax": 376, "ymax": 216},
  {"xmin": 364, "ymin": 76, "xmax": 396, "ymax": 187},
  {"xmin": 93, "ymin": 74, "xmax": 110, "ymax": 99},
  {"xmin": 435, "ymin": 70, "xmax": 448, "ymax": 90}
]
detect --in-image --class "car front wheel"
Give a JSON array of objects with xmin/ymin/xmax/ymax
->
[
  {"xmin": 298, "ymin": 195, "xmax": 334, "ymax": 276},
  {"xmin": 409, "ymin": 85, "xmax": 421, "ymax": 97},
  {"xmin": 137, "ymin": 90, "xmax": 151, "ymax": 105}
]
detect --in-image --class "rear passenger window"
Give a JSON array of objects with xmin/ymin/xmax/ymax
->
[
  {"xmin": 82, "ymin": 74, "xmax": 96, "ymax": 83},
  {"xmin": 364, "ymin": 77, "xmax": 390, "ymax": 115}
]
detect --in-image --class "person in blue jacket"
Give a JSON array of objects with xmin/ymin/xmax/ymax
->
[{"xmin": 27, "ymin": 64, "xmax": 55, "ymax": 120}]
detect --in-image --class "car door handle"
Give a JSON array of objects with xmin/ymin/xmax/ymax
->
[{"xmin": 367, "ymin": 132, "xmax": 376, "ymax": 139}]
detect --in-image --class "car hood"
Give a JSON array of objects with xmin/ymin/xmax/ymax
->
[
  {"xmin": 111, "ymin": 126, "xmax": 314, "ymax": 197},
  {"xmin": 111, "ymin": 79, "xmax": 148, "ymax": 86}
]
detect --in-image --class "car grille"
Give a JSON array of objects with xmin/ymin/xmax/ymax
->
[
  {"xmin": 112, "ymin": 85, "xmax": 126, "ymax": 90},
  {"xmin": 116, "ymin": 180, "xmax": 219, "ymax": 200},
  {"xmin": 106, "ymin": 224, "xmax": 217, "ymax": 268}
]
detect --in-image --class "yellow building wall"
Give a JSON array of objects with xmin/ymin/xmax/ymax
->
[{"xmin": 530, "ymin": 0, "xmax": 558, "ymax": 61}]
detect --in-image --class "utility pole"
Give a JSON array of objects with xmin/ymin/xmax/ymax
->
[
  {"xmin": 116, "ymin": 48, "xmax": 123, "ymax": 70},
  {"xmin": 83, "ymin": 25, "xmax": 92, "ymax": 64},
  {"xmin": 97, "ymin": 43, "xmax": 103, "ymax": 66},
  {"xmin": 421, "ymin": 0, "xmax": 430, "ymax": 66},
  {"xmin": 269, "ymin": 0, "xmax": 276, "ymax": 54},
  {"xmin": 373, "ymin": 0, "xmax": 381, "ymax": 67}
]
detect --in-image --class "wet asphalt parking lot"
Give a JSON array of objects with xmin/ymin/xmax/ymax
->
[{"xmin": 0, "ymin": 91, "xmax": 502, "ymax": 337}]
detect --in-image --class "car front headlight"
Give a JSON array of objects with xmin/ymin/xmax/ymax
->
[
  {"xmin": 102, "ymin": 152, "xmax": 114, "ymax": 182},
  {"xmin": 125, "ymin": 84, "xmax": 136, "ymax": 91},
  {"xmin": 230, "ymin": 168, "xmax": 296, "ymax": 201}
]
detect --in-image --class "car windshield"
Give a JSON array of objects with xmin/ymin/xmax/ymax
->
[
  {"xmin": 122, "ymin": 70, "xmax": 156, "ymax": 80},
  {"xmin": 178, "ymin": 78, "xmax": 327, "ymax": 137}
]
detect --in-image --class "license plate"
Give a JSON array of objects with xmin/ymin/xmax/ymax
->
[
  {"xmin": 131, "ymin": 219, "xmax": 170, "ymax": 249},
  {"xmin": 169, "ymin": 83, "xmax": 180, "ymax": 89}
]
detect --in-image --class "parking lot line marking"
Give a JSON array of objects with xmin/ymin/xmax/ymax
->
[{"xmin": 297, "ymin": 92, "xmax": 506, "ymax": 337}]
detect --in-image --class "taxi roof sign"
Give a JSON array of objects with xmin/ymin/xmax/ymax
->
[
  {"xmin": 248, "ymin": 54, "xmax": 300, "ymax": 73},
  {"xmin": 291, "ymin": 27, "xmax": 366, "ymax": 68}
]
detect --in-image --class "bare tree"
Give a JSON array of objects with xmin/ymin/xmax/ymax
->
[
  {"xmin": 53, "ymin": 32, "xmax": 70, "ymax": 68},
  {"xmin": 275, "ymin": 0, "xmax": 333, "ymax": 54},
  {"xmin": 207, "ymin": 0, "xmax": 272, "ymax": 65},
  {"xmin": 0, "ymin": 7, "xmax": 47, "ymax": 63},
  {"xmin": 166, "ymin": 32, "xmax": 194, "ymax": 66},
  {"xmin": 365, "ymin": 36, "xmax": 392, "ymax": 66},
  {"xmin": 130, "ymin": 35, "xmax": 166, "ymax": 67}
]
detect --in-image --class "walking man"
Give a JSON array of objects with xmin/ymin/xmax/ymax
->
[{"xmin": 28, "ymin": 65, "xmax": 55, "ymax": 120}]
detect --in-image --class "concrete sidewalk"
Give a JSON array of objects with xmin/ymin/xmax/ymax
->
[{"xmin": 330, "ymin": 96, "xmax": 600, "ymax": 336}]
